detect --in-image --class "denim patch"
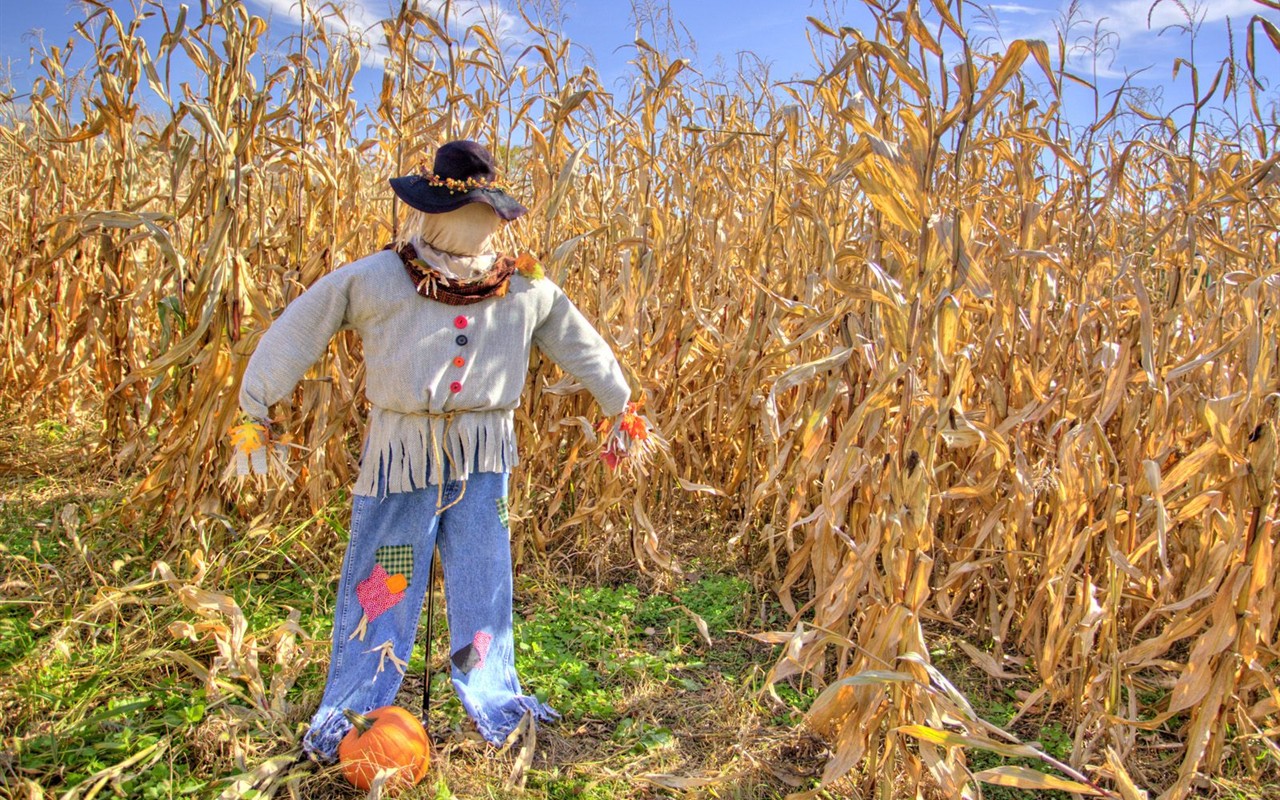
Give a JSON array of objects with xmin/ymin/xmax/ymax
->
[
  {"xmin": 451, "ymin": 644, "xmax": 481, "ymax": 674},
  {"xmin": 375, "ymin": 544, "xmax": 414, "ymax": 585},
  {"xmin": 451, "ymin": 632, "xmax": 492, "ymax": 674}
]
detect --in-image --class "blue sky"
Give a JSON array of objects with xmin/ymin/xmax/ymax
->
[{"xmin": 2, "ymin": 0, "xmax": 1277, "ymax": 133}]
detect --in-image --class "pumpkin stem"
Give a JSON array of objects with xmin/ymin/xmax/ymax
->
[{"xmin": 343, "ymin": 708, "xmax": 374, "ymax": 735}]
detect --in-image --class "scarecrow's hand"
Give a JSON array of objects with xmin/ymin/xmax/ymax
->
[
  {"xmin": 595, "ymin": 402, "xmax": 665, "ymax": 476},
  {"xmin": 224, "ymin": 418, "xmax": 295, "ymax": 483},
  {"xmin": 600, "ymin": 417, "xmax": 628, "ymax": 470}
]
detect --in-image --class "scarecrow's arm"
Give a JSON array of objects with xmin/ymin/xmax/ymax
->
[
  {"xmin": 227, "ymin": 269, "xmax": 354, "ymax": 480},
  {"xmin": 239, "ymin": 268, "xmax": 354, "ymax": 422},
  {"xmin": 532, "ymin": 285, "xmax": 631, "ymax": 416}
]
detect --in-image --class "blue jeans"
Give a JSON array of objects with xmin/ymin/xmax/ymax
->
[{"xmin": 302, "ymin": 471, "xmax": 557, "ymax": 761}]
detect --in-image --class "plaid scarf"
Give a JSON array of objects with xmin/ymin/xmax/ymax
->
[{"xmin": 389, "ymin": 243, "xmax": 517, "ymax": 306}]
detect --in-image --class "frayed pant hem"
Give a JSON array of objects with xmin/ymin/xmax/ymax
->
[
  {"xmin": 300, "ymin": 710, "xmax": 351, "ymax": 764},
  {"xmin": 473, "ymin": 696, "xmax": 559, "ymax": 745}
]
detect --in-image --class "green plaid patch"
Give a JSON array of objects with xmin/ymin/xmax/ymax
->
[
  {"xmin": 496, "ymin": 497, "xmax": 509, "ymax": 528},
  {"xmin": 375, "ymin": 545, "xmax": 414, "ymax": 585}
]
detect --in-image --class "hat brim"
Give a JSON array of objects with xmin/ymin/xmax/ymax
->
[{"xmin": 389, "ymin": 175, "xmax": 528, "ymax": 221}]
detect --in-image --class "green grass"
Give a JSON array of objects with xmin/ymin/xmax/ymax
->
[
  {"xmin": 926, "ymin": 636, "xmax": 1082, "ymax": 800},
  {"xmin": 1, "ymin": 442, "xmax": 804, "ymax": 799},
  {"xmin": 409, "ymin": 571, "xmax": 775, "ymax": 758},
  {"xmin": 507, "ymin": 575, "xmax": 761, "ymax": 747},
  {"xmin": 18, "ymin": 421, "xmax": 1274, "ymax": 799},
  {"xmin": 0, "ymin": 437, "xmax": 333, "ymax": 798},
  {"xmin": 11, "ymin": 685, "xmax": 210, "ymax": 797},
  {"xmin": 0, "ymin": 601, "xmax": 37, "ymax": 670},
  {"xmin": 964, "ymin": 700, "xmax": 1074, "ymax": 800},
  {"xmin": 526, "ymin": 770, "xmax": 631, "ymax": 799},
  {"xmin": 0, "ymin": 456, "xmax": 1068, "ymax": 800}
]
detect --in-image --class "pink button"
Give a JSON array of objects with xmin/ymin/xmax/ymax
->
[
  {"xmin": 450, "ymin": 381, "xmax": 463, "ymax": 393},
  {"xmin": 454, "ymin": 315, "xmax": 469, "ymax": 329}
]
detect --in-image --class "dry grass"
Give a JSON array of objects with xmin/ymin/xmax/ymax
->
[
  {"xmin": 2, "ymin": 0, "xmax": 1279, "ymax": 797},
  {"xmin": 0, "ymin": 420, "xmax": 836, "ymax": 800}
]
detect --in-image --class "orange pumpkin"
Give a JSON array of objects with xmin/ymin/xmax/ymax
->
[{"xmin": 337, "ymin": 706, "xmax": 430, "ymax": 791}]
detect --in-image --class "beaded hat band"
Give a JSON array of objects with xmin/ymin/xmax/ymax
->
[{"xmin": 389, "ymin": 140, "xmax": 528, "ymax": 221}]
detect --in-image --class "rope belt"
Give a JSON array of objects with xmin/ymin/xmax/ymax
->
[{"xmin": 405, "ymin": 409, "xmax": 468, "ymax": 513}]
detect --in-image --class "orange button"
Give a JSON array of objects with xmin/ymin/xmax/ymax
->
[
  {"xmin": 454, "ymin": 315, "xmax": 469, "ymax": 329},
  {"xmin": 453, "ymin": 356, "xmax": 465, "ymax": 368}
]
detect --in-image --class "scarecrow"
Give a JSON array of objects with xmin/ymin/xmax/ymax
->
[{"xmin": 230, "ymin": 140, "xmax": 656, "ymax": 762}]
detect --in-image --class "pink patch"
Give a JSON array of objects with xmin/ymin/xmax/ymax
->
[
  {"xmin": 472, "ymin": 631, "xmax": 492, "ymax": 669},
  {"xmin": 356, "ymin": 564, "xmax": 404, "ymax": 622}
]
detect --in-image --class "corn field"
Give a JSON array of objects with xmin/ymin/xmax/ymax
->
[{"xmin": 2, "ymin": 0, "xmax": 1279, "ymax": 796}]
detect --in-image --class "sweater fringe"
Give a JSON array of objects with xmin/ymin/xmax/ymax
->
[{"xmin": 355, "ymin": 407, "xmax": 518, "ymax": 496}]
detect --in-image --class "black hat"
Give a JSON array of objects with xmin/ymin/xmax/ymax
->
[{"xmin": 389, "ymin": 140, "xmax": 528, "ymax": 221}]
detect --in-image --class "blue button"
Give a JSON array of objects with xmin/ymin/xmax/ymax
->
[{"xmin": 456, "ymin": 334, "xmax": 469, "ymax": 346}]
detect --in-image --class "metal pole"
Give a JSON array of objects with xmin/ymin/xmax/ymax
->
[{"xmin": 422, "ymin": 550, "xmax": 438, "ymax": 725}]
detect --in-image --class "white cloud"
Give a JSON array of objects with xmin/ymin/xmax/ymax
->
[
  {"xmin": 1092, "ymin": 0, "xmax": 1261, "ymax": 32},
  {"xmin": 1072, "ymin": 0, "xmax": 1262, "ymax": 81},
  {"xmin": 987, "ymin": 4, "xmax": 1053, "ymax": 14},
  {"xmin": 969, "ymin": 0, "xmax": 1264, "ymax": 82},
  {"xmin": 246, "ymin": 0, "xmax": 524, "ymax": 71}
]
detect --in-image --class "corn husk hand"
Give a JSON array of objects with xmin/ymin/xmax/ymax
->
[
  {"xmin": 223, "ymin": 420, "xmax": 297, "ymax": 484},
  {"xmin": 596, "ymin": 401, "xmax": 667, "ymax": 477}
]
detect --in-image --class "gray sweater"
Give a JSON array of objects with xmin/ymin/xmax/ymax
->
[{"xmin": 239, "ymin": 248, "xmax": 631, "ymax": 495}]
